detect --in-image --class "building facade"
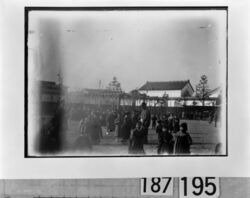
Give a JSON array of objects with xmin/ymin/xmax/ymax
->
[
  {"xmin": 138, "ymin": 80, "xmax": 194, "ymax": 98},
  {"xmin": 39, "ymin": 81, "xmax": 67, "ymax": 119},
  {"xmin": 66, "ymin": 88, "xmax": 121, "ymax": 108}
]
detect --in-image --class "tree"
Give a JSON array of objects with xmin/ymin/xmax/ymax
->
[
  {"xmin": 107, "ymin": 76, "xmax": 122, "ymax": 92},
  {"xmin": 129, "ymin": 89, "xmax": 147, "ymax": 108},
  {"xmin": 130, "ymin": 89, "xmax": 140, "ymax": 96},
  {"xmin": 196, "ymin": 75, "xmax": 211, "ymax": 106}
]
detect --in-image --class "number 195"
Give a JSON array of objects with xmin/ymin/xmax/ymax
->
[{"xmin": 180, "ymin": 177, "xmax": 219, "ymax": 198}]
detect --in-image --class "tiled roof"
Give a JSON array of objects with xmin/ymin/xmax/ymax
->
[
  {"xmin": 209, "ymin": 87, "xmax": 221, "ymax": 94},
  {"xmin": 139, "ymin": 80, "xmax": 191, "ymax": 91}
]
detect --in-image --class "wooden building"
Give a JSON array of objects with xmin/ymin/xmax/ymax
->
[{"xmin": 138, "ymin": 80, "xmax": 194, "ymax": 98}]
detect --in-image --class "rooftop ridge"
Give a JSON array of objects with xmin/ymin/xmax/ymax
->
[
  {"xmin": 139, "ymin": 80, "xmax": 192, "ymax": 91},
  {"xmin": 145, "ymin": 80, "xmax": 190, "ymax": 83}
]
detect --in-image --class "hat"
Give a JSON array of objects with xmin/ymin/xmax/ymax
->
[{"xmin": 180, "ymin": 123, "xmax": 188, "ymax": 131}]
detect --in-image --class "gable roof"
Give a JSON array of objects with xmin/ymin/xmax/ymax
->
[
  {"xmin": 139, "ymin": 80, "xmax": 193, "ymax": 91},
  {"xmin": 209, "ymin": 87, "xmax": 221, "ymax": 94}
]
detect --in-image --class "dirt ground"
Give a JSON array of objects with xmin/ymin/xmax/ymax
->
[{"xmin": 58, "ymin": 119, "xmax": 223, "ymax": 156}]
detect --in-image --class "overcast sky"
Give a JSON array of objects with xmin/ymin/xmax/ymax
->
[{"xmin": 28, "ymin": 10, "xmax": 227, "ymax": 92}]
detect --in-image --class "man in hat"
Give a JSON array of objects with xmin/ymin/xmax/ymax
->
[{"xmin": 140, "ymin": 102, "xmax": 151, "ymax": 144}]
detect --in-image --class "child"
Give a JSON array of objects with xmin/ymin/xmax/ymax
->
[
  {"xmin": 128, "ymin": 121, "xmax": 145, "ymax": 154},
  {"xmin": 173, "ymin": 123, "xmax": 192, "ymax": 154},
  {"xmin": 157, "ymin": 124, "xmax": 174, "ymax": 154}
]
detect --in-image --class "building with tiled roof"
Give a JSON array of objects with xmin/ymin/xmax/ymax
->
[{"xmin": 138, "ymin": 80, "xmax": 194, "ymax": 98}]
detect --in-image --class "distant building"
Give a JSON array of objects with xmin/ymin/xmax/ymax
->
[
  {"xmin": 40, "ymin": 81, "xmax": 62, "ymax": 103},
  {"xmin": 208, "ymin": 87, "xmax": 222, "ymax": 106},
  {"xmin": 39, "ymin": 81, "xmax": 67, "ymax": 118},
  {"xmin": 138, "ymin": 80, "xmax": 194, "ymax": 98},
  {"xmin": 66, "ymin": 88, "xmax": 121, "ymax": 107},
  {"xmin": 209, "ymin": 87, "xmax": 222, "ymax": 98}
]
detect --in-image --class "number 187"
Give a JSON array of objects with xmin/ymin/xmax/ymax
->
[{"xmin": 141, "ymin": 177, "xmax": 173, "ymax": 195}]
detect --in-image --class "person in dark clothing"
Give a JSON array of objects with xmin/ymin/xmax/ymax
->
[
  {"xmin": 100, "ymin": 112, "xmax": 106, "ymax": 127},
  {"xmin": 162, "ymin": 114, "xmax": 169, "ymax": 131},
  {"xmin": 82, "ymin": 112, "xmax": 100, "ymax": 145},
  {"xmin": 140, "ymin": 102, "xmax": 151, "ymax": 144},
  {"xmin": 168, "ymin": 113, "xmax": 174, "ymax": 133},
  {"xmin": 128, "ymin": 121, "xmax": 145, "ymax": 154},
  {"xmin": 83, "ymin": 115, "xmax": 92, "ymax": 138},
  {"xmin": 157, "ymin": 123, "xmax": 174, "ymax": 154},
  {"xmin": 117, "ymin": 113, "xmax": 124, "ymax": 139},
  {"xmin": 173, "ymin": 116, "xmax": 180, "ymax": 133},
  {"xmin": 114, "ymin": 113, "xmax": 122, "ymax": 138},
  {"xmin": 131, "ymin": 110, "xmax": 140, "ymax": 130},
  {"xmin": 151, "ymin": 114, "xmax": 157, "ymax": 129},
  {"xmin": 90, "ymin": 112, "xmax": 101, "ymax": 144},
  {"xmin": 97, "ymin": 112, "xmax": 103, "ymax": 139},
  {"xmin": 121, "ymin": 112, "xmax": 133, "ymax": 143},
  {"xmin": 106, "ymin": 111, "xmax": 116, "ymax": 133},
  {"xmin": 156, "ymin": 120, "xmax": 163, "ymax": 144},
  {"xmin": 73, "ymin": 113, "xmax": 93, "ymax": 151},
  {"xmin": 173, "ymin": 123, "xmax": 192, "ymax": 155}
]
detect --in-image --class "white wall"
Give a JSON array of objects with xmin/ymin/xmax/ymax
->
[
  {"xmin": 139, "ymin": 90, "xmax": 181, "ymax": 97},
  {"xmin": 181, "ymin": 83, "xmax": 194, "ymax": 97}
]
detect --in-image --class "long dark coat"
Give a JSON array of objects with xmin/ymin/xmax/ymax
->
[
  {"xmin": 173, "ymin": 132, "xmax": 192, "ymax": 154},
  {"xmin": 158, "ymin": 132, "xmax": 174, "ymax": 154},
  {"xmin": 90, "ymin": 117, "xmax": 101, "ymax": 144},
  {"xmin": 121, "ymin": 115, "xmax": 132, "ymax": 140},
  {"xmin": 129, "ymin": 128, "xmax": 145, "ymax": 154}
]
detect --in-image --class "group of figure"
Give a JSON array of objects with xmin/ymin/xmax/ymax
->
[
  {"xmin": 156, "ymin": 121, "xmax": 192, "ymax": 155},
  {"xmin": 75, "ymin": 102, "xmax": 151, "ymax": 150},
  {"xmin": 37, "ymin": 101, "xmax": 192, "ymax": 155},
  {"xmin": 128, "ymin": 112, "xmax": 193, "ymax": 155},
  {"xmin": 77, "ymin": 111, "xmax": 103, "ymax": 151}
]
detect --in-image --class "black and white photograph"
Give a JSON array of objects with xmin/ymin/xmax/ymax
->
[{"xmin": 25, "ymin": 7, "xmax": 227, "ymax": 157}]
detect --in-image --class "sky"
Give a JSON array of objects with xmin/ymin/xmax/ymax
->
[{"xmin": 28, "ymin": 10, "xmax": 227, "ymax": 92}]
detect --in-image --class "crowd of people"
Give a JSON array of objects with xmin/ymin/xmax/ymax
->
[
  {"xmin": 75, "ymin": 102, "xmax": 150, "ymax": 148},
  {"xmin": 128, "ymin": 113, "xmax": 192, "ymax": 155},
  {"xmin": 73, "ymin": 102, "xmax": 193, "ymax": 155},
  {"xmin": 37, "ymin": 101, "xmax": 194, "ymax": 155}
]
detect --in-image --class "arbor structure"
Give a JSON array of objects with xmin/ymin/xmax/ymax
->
[{"xmin": 196, "ymin": 75, "xmax": 211, "ymax": 106}]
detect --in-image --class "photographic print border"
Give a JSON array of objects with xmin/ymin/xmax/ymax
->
[{"xmin": 24, "ymin": 6, "xmax": 228, "ymax": 158}]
